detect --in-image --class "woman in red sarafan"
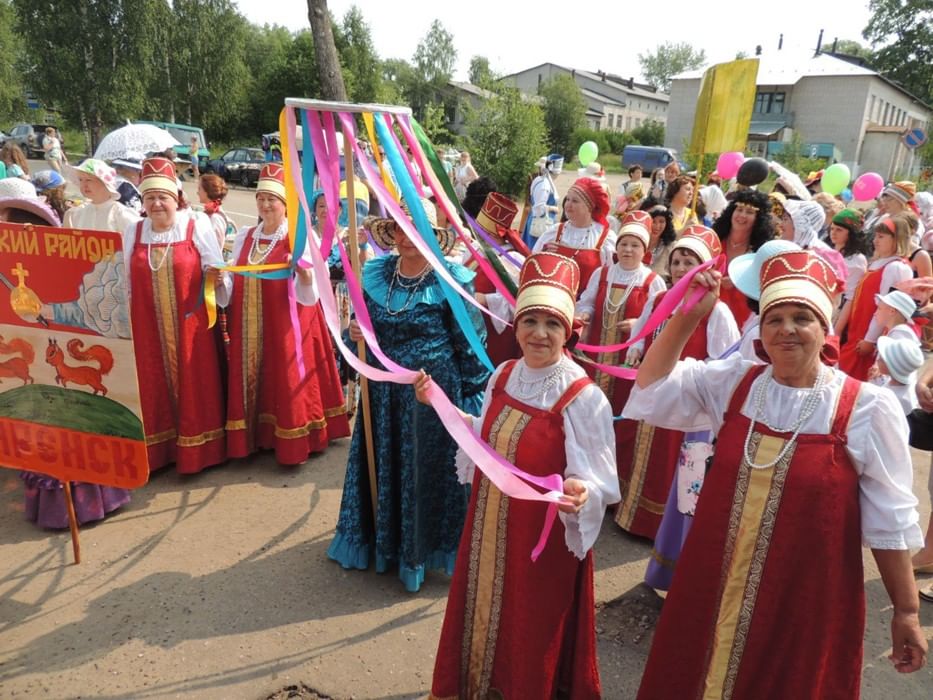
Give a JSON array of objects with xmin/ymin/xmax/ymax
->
[
  {"xmin": 124, "ymin": 156, "xmax": 228, "ymax": 474},
  {"xmin": 419, "ymin": 251, "xmax": 620, "ymax": 699},
  {"xmin": 225, "ymin": 164, "xmax": 349, "ymax": 465},
  {"xmin": 626, "ymin": 249, "xmax": 926, "ymax": 698}
]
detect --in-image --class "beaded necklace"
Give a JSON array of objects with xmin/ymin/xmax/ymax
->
[
  {"xmin": 512, "ymin": 360, "xmax": 566, "ymax": 401},
  {"xmin": 602, "ymin": 266, "xmax": 642, "ymax": 329},
  {"xmin": 385, "ymin": 258, "xmax": 432, "ymax": 316},
  {"xmin": 742, "ymin": 365, "xmax": 828, "ymax": 469},
  {"xmin": 248, "ymin": 221, "xmax": 286, "ymax": 265}
]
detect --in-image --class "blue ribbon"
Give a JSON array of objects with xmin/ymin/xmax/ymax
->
[{"xmin": 373, "ymin": 114, "xmax": 494, "ymax": 372}]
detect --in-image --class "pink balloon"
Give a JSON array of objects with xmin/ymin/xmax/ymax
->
[
  {"xmin": 716, "ymin": 151, "xmax": 745, "ymax": 180},
  {"xmin": 852, "ymin": 172, "xmax": 884, "ymax": 201}
]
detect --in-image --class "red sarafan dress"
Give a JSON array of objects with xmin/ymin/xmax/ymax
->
[
  {"xmin": 130, "ymin": 219, "xmax": 226, "ymax": 473},
  {"xmin": 839, "ymin": 258, "xmax": 903, "ymax": 380},
  {"xmin": 584, "ymin": 266, "xmax": 659, "ymax": 510},
  {"xmin": 226, "ymin": 227, "xmax": 349, "ymax": 465},
  {"xmin": 637, "ymin": 366, "xmax": 864, "ymax": 700},
  {"xmin": 465, "ymin": 252, "xmax": 522, "ymax": 367},
  {"xmin": 430, "ymin": 361, "xmax": 601, "ymax": 700},
  {"xmin": 614, "ymin": 290, "xmax": 710, "ymax": 538},
  {"xmin": 551, "ymin": 222, "xmax": 612, "ymax": 296}
]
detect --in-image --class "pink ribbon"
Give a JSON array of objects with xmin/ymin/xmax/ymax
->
[
  {"xmin": 575, "ymin": 256, "xmax": 725, "ymax": 380},
  {"xmin": 288, "ymin": 107, "xmax": 567, "ymax": 560},
  {"xmin": 576, "ymin": 256, "xmax": 724, "ymax": 354},
  {"xmin": 393, "ymin": 113, "xmax": 518, "ymax": 307},
  {"xmin": 380, "ymin": 113, "xmax": 425, "ymax": 198},
  {"xmin": 337, "ymin": 113, "xmax": 511, "ymax": 327}
]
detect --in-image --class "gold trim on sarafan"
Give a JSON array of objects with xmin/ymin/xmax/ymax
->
[
  {"xmin": 615, "ymin": 421, "xmax": 658, "ymax": 528},
  {"xmin": 594, "ymin": 284, "xmax": 627, "ymax": 396},
  {"xmin": 239, "ymin": 273, "xmax": 263, "ymax": 449},
  {"xmin": 701, "ymin": 432, "xmax": 796, "ymax": 700},
  {"xmin": 460, "ymin": 405, "xmax": 530, "ymax": 697},
  {"xmin": 151, "ymin": 248, "xmax": 180, "ymax": 422}
]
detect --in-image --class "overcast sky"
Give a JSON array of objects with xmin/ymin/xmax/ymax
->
[{"xmin": 236, "ymin": 0, "xmax": 876, "ymax": 83}]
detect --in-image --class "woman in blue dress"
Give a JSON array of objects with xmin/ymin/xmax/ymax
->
[{"xmin": 327, "ymin": 197, "xmax": 490, "ymax": 592}]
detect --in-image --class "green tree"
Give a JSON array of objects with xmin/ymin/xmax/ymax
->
[
  {"xmin": 539, "ymin": 74, "xmax": 586, "ymax": 158},
  {"xmin": 0, "ymin": 0, "xmax": 26, "ymax": 122},
  {"xmin": 465, "ymin": 88, "xmax": 546, "ymax": 197},
  {"xmin": 638, "ymin": 41, "xmax": 707, "ymax": 92},
  {"xmin": 832, "ymin": 38, "xmax": 874, "ymax": 61},
  {"xmin": 169, "ymin": 0, "xmax": 251, "ymax": 140},
  {"xmin": 631, "ymin": 119, "xmax": 665, "ymax": 146},
  {"xmin": 414, "ymin": 19, "xmax": 456, "ymax": 85},
  {"xmin": 468, "ymin": 55, "xmax": 495, "ymax": 89},
  {"xmin": 380, "ymin": 57, "xmax": 418, "ymax": 106},
  {"xmin": 14, "ymin": 0, "xmax": 156, "ymax": 150},
  {"xmin": 863, "ymin": 0, "xmax": 933, "ymax": 104},
  {"xmin": 334, "ymin": 6, "xmax": 384, "ymax": 104}
]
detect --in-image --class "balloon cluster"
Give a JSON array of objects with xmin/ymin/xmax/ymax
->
[{"xmin": 715, "ymin": 151, "xmax": 886, "ymax": 203}]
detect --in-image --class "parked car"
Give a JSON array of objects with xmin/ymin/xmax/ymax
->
[
  {"xmin": 0, "ymin": 129, "xmax": 8, "ymax": 146},
  {"xmin": 6, "ymin": 124, "xmax": 62, "ymax": 158},
  {"xmin": 204, "ymin": 148, "xmax": 266, "ymax": 187},
  {"xmin": 621, "ymin": 145, "xmax": 680, "ymax": 173},
  {"xmin": 133, "ymin": 120, "xmax": 210, "ymax": 167}
]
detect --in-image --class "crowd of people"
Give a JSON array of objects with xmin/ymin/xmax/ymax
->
[{"xmin": 2, "ymin": 134, "xmax": 932, "ymax": 697}]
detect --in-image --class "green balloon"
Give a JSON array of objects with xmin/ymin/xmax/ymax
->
[
  {"xmin": 820, "ymin": 163, "xmax": 851, "ymax": 196},
  {"xmin": 578, "ymin": 141, "xmax": 598, "ymax": 166}
]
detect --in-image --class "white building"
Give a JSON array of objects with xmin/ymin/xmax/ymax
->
[
  {"xmin": 665, "ymin": 49, "xmax": 932, "ymax": 180},
  {"xmin": 502, "ymin": 63, "xmax": 669, "ymax": 132}
]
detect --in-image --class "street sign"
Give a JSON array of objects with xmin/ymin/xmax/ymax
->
[{"xmin": 902, "ymin": 128, "xmax": 927, "ymax": 149}]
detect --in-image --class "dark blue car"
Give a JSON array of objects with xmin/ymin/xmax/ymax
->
[{"xmin": 204, "ymin": 147, "xmax": 265, "ymax": 187}]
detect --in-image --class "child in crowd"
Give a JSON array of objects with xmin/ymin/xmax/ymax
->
[
  {"xmin": 63, "ymin": 159, "xmax": 139, "ymax": 232},
  {"xmin": 873, "ymin": 336, "xmax": 924, "ymax": 414},
  {"xmin": 873, "ymin": 289, "xmax": 921, "ymax": 344}
]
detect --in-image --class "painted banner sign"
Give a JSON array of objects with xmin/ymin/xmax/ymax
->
[{"xmin": 0, "ymin": 222, "xmax": 148, "ymax": 488}]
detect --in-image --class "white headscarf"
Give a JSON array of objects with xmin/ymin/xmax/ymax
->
[{"xmin": 785, "ymin": 199, "xmax": 826, "ymax": 250}]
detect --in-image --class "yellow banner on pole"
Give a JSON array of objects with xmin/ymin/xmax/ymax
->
[{"xmin": 689, "ymin": 58, "xmax": 759, "ymax": 156}]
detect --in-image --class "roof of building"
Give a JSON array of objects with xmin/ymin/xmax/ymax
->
[
  {"xmin": 672, "ymin": 50, "xmax": 931, "ymax": 110},
  {"xmin": 502, "ymin": 62, "xmax": 670, "ymax": 103},
  {"xmin": 448, "ymin": 80, "xmax": 496, "ymax": 99},
  {"xmin": 580, "ymin": 87, "xmax": 626, "ymax": 107}
]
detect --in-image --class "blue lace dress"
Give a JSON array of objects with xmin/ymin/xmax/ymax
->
[{"xmin": 327, "ymin": 255, "xmax": 490, "ymax": 592}]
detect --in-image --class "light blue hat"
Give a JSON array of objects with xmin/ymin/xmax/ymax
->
[
  {"xmin": 728, "ymin": 239, "xmax": 800, "ymax": 300},
  {"xmin": 31, "ymin": 169, "xmax": 65, "ymax": 192}
]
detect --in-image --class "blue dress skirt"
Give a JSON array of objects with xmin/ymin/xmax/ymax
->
[{"xmin": 327, "ymin": 255, "xmax": 490, "ymax": 592}]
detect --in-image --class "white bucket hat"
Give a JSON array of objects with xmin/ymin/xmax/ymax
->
[
  {"xmin": 876, "ymin": 335, "xmax": 924, "ymax": 384},
  {"xmin": 873, "ymin": 290, "xmax": 917, "ymax": 323}
]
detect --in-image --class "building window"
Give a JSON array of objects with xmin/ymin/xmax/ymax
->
[
  {"xmin": 869, "ymin": 95, "xmax": 876, "ymax": 122},
  {"xmin": 754, "ymin": 90, "xmax": 785, "ymax": 114},
  {"xmin": 882, "ymin": 103, "xmax": 889, "ymax": 125},
  {"xmin": 626, "ymin": 116, "xmax": 632, "ymax": 130},
  {"xmin": 616, "ymin": 115, "xmax": 623, "ymax": 129},
  {"xmin": 635, "ymin": 118, "xmax": 641, "ymax": 128},
  {"xmin": 537, "ymin": 73, "xmax": 542, "ymax": 89}
]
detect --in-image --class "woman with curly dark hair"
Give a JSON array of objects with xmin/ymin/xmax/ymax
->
[
  {"xmin": 642, "ymin": 204, "xmax": 677, "ymax": 278},
  {"xmin": 712, "ymin": 189, "xmax": 775, "ymax": 327}
]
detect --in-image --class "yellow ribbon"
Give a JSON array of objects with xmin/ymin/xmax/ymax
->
[
  {"xmin": 363, "ymin": 112, "xmax": 399, "ymax": 202},
  {"xmin": 280, "ymin": 106, "xmax": 299, "ymax": 253},
  {"xmin": 204, "ymin": 268, "xmax": 218, "ymax": 328}
]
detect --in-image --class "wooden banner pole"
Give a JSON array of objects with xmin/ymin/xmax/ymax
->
[
  {"xmin": 342, "ymin": 136, "xmax": 378, "ymax": 525},
  {"xmin": 63, "ymin": 482, "xmax": 81, "ymax": 565}
]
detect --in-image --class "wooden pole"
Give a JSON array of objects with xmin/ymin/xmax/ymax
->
[
  {"xmin": 343, "ymin": 139, "xmax": 378, "ymax": 525},
  {"xmin": 63, "ymin": 482, "xmax": 81, "ymax": 565}
]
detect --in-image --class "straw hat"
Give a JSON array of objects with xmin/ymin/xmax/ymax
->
[{"xmin": 363, "ymin": 197, "xmax": 456, "ymax": 254}]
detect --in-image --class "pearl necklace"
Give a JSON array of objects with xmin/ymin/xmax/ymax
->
[
  {"xmin": 147, "ymin": 227, "xmax": 174, "ymax": 272},
  {"xmin": 512, "ymin": 360, "xmax": 566, "ymax": 400},
  {"xmin": 742, "ymin": 365, "xmax": 828, "ymax": 469},
  {"xmin": 385, "ymin": 258, "xmax": 432, "ymax": 316},
  {"xmin": 248, "ymin": 222, "xmax": 286, "ymax": 265},
  {"xmin": 602, "ymin": 267, "xmax": 641, "ymax": 329}
]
